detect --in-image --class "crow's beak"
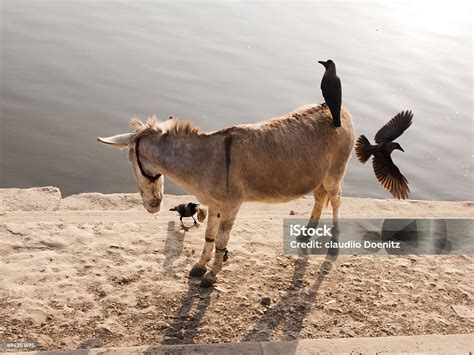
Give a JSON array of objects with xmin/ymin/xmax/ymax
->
[
  {"xmin": 318, "ymin": 60, "xmax": 326, "ymax": 66},
  {"xmin": 398, "ymin": 147, "xmax": 405, "ymax": 152}
]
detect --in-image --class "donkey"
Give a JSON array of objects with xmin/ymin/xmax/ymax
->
[{"xmin": 97, "ymin": 104, "xmax": 354, "ymax": 287}]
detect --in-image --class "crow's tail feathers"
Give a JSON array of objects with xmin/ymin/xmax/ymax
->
[
  {"xmin": 169, "ymin": 207, "xmax": 177, "ymax": 212},
  {"xmin": 355, "ymin": 135, "xmax": 373, "ymax": 164},
  {"xmin": 332, "ymin": 112, "xmax": 341, "ymax": 128}
]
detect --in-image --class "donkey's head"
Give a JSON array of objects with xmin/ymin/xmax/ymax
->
[{"xmin": 97, "ymin": 117, "xmax": 171, "ymax": 213}]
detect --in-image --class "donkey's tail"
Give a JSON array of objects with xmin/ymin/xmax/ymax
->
[
  {"xmin": 355, "ymin": 135, "xmax": 373, "ymax": 164},
  {"xmin": 323, "ymin": 193, "xmax": 330, "ymax": 208}
]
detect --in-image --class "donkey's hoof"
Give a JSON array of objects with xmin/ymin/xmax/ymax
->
[
  {"xmin": 200, "ymin": 272, "xmax": 216, "ymax": 288},
  {"xmin": 189, "ymin": 265, "xmax": 207, "ymax": 278}
]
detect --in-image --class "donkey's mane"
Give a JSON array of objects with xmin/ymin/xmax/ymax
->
[
  {"xmin": 168, "ymin": 119, "xmax": 202, "ymax": 136},
  {"xmin": 130, "ymin": 116, "xmax": 202, "ymax": 137}
]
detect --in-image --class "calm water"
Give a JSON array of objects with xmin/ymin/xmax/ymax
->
[{"xmin": 1, "ymin": 1, "xmax": 472, "ymax": 201}]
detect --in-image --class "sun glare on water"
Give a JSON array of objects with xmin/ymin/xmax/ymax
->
[{"xmin": 398, "ymin": 0, "xmax": 472, "ymax": 35}]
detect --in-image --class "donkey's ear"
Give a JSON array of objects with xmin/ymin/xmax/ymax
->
[{"xmin": 97, "ymin": 133, "xmax": 134, "ymax": 149}]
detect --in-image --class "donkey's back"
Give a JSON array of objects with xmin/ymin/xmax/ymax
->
[{"xmin": 225, "ymin": 104, "xmax": 354, "ymax": 202}]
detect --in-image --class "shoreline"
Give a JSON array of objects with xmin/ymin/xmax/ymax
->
[{"xmin": 1, "ymin": 186, "xmax": 472, "ymax": 216}]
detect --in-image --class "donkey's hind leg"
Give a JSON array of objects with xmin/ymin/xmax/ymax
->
[
  {"xmin": 323, "ymin": 179, "xmax": 342, "ymax": 233},
  {"xmin": 307, "ymin": 184, "xmax": 329, "ymax": 228},
  {"xmin": 189, "ymin": 206, "xmax": 220, "ymax": 278}
]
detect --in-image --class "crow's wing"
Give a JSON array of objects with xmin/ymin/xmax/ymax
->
[
  {"xmin": 321, "ymin": 76, "xmax": 342, "ymax": 107},
  {"xmin": 374, "ymin": 110, "xmax": 413, "ymax": 144},
  {"xmin": 372, "ymin": 153, "xmax": 410, "ymax": 199},
  {"xmin": 176, "ymin": 203, "xmax": 188, "ymax": 214}
]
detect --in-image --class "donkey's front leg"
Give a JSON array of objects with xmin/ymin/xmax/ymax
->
[
  {"xmin": 189, "ymin": 206, "xmax": 220, "ymax": 278},
  {"xmin": 200, "ymin": 206, "xmax": 240, "ymax": 288}
]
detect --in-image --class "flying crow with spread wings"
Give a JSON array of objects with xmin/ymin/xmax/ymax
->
[{"xmin": 355, "ymin": 110, "xmax": 413, "ymax": 199}]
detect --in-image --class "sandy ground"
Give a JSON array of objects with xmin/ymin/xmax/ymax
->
[{"xmin": 0, "ymin": 187, "xmax": 473, "ymax": 351}]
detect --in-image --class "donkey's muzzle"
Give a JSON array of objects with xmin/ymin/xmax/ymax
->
[
  {"xmin": 149, "ymin": 198, "xmax": 161, "ymax": 208},
  {"xmin": 145, "ymin": 198, "xmax": 162, "ymax": 213}
]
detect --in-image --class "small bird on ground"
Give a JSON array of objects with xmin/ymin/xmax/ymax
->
[
  {"xmin": 318, "ymin": 59, "xmax": 342, "ymax": 127},
  {"xmin": 170, "ymin": 202, "xmax": 201, "ymax": 227},
  {"xmin": 355, "ymin": 110, "xmax": 413, "ymax": 199}
]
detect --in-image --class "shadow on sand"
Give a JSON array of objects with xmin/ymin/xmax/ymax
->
[
  {"xmin": 159, "ymin": 279, "xmax": 214, "ymax": 346},
  {"xmin": 243, "ymin": 239, "xmax": 339, "ymax": 345},
  {"xmin": 161, "ymin": 221, "xmax": 214, "ymax": 345},
  {"xmin": 162, "ymin": 221, "xmax": 187, "ymax": 276},
  {"xmin": 143, "ymin": 226, "xmax": 339, "ymax": 354}
]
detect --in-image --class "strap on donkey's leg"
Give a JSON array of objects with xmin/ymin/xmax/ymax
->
[{"xmin": 215, "ymin": 246, "xmax": 229, "ymax": 262}]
